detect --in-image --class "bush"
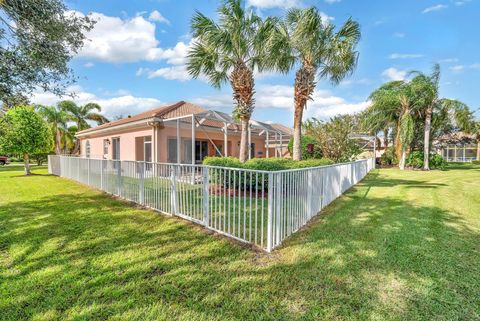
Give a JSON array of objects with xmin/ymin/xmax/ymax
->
[
  {"xmin": 203, "ymin": 157, "xmax": 334, "ymax": 190},
  {"xmin": 380, "ymin": 146, "xmax": 397, "ymax": 166},
  {"xmin": 406, "ymin": 151, "xmax": 447, "ymax": 170},
  {"xmin": 472, "ymin": 160, "xmax": 480, "ymax": 165},
  {"xmin": 202, "ymin": 156, "xmax": 243, "ymax": 169},
  {"xmin": 287, "ymin": 135, "xmax": 322, "ymax": 159}
]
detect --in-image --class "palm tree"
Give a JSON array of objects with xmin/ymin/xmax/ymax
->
[
  {"xmin": 365, "ymin": 81, "xmax": 406, "ymax": 161},
  {"xmin": 269, "ymin": 8, "xmax": 360, "ymax": 160},
  {"xmin": 37, "ymin": 105, "xmax": 68, "ymax": 155},
  {"xmin": 409, "ymin": 64, "xmax": 476, "ymax": 169},
  {"xmin": 186, "ymin": 0, "xmax": 275, "ymax": 162},
  {"xmin": 59, "ymin": 100, "xmax": 108, "ymax": 154}
]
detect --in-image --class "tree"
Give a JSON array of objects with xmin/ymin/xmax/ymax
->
[
  {"xmin": 364, "ymin": 81, "xmax": 406, "ymax": 162},
  {"xmin": 0, "ymin": 106, "xmax": 53, "ymax": 175},
  {"xmin": 187, "ymin": 0, "xmax": 276, "ymax": 162},
  {"xmin": 0, "ymin": 0, "xmax": 94, "ymax": 108},
  {"xmin": 303, "ymin": 115, "xmax": 362, "ymax": 162},
  {"xmin": 59, "ymin": 101, "xmax": 108, "ymax": 154},
  {"xmin": 37, "ymin": 105, "xmax": 68, "ymax": 154},
  {"xmin": 269, "ymin": 8, "xmax": 360, "ymax": 160},
  {"xmin": 408, "ymin": 64, "xmax": 475, "ymax": 170}
]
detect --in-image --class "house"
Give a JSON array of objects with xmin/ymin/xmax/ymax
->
[
  {"xmin": 76, "ymin": 101, "xmax": 292, "ymax": 164},
  {"xmin": 433, "ymin": 132, "xmax": 479, "ymax": 162}
]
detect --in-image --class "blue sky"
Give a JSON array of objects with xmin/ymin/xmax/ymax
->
[{"xmin": 33, "ymin": 0, "xmax": 480, "ymax": 126}]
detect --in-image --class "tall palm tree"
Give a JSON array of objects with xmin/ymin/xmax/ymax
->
[
  {"xmin": 186, "ymin": 0, "xmax": 275, "ymax": 162},
  {"xmin": 59, "ymin": 100, "xmax": 108, "ymax": 154},
  {"xmin": 269, "ymin": 8, "xmax": 361, "ymax": 160},
  {"xmin": 409, "ymin": 64, "xmax": 475, "ymax": 169},
  {"xmin": 37, "ymin": 105, "xmax": 68, "ymax": 155}
]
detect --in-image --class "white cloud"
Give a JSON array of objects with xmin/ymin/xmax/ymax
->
[
  {"xmin": 340, "ymin": 78, "xmax": 372, "ymax": 86},
  {"xmin": 31, "ymin": 86, "xmax": 162, "ymax": 120},
  {"xmin": 439, "ymin": 58, "xmax": 459, "ymax": 63},
  {"xmin": 75, "ymin": 11, "xmax": 161, "ymax": 63},
  {"xmin": 83, "ymin": 62, "xmax": 94, "ymax": 68},
  {"xmin": 246, "ymin": 0, "xmax": 301, "ymax": 9},
  {"xmin": 144, "ymin": 65, "xmax": 192, "ymax": 81},
  {"xmin": 148, "ymin": 10, "xmax": 170, "ymax": 25},
  {"xmin": 422, "ymin": 4, "xmax": 448, "ymax": 13},
  {"xmin": 325, "ymin": 0, "xmax": 341, "ymax": 3},
  {"xmin": 382, "ymin": 67, "xmax": 407, "ymax": 81},
  {"xmin": 450, "ymin": 65, "xmax": 465, "ymax": 72},
  {"xmin": 192, "ymin": 84, "xmax": 368, "ymax": 120},
  {"xmin": 450, "ymin": 63, "xmax": 480, "ymax": 72},
  {"xmin": 393, "ymin": 32, "xmax": 405, "ymax": 38},
  {"xmin": 75, "ymin": 11, "xmax": 186, "ymax": 63},
  {"xmin": 389, "ymin": 53, "xmax": 424, "ymax": 59}
]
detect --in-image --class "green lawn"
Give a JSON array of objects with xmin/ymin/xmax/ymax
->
[{"xmin": 0, "ymin": 164, "xmax": 479, "ymax": 320}]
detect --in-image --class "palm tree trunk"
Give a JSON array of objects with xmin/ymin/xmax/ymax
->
[
  {"xmin": 292, "ymin": 103, "xmax": 304, "ymax": 161},
  {"xmin": 230, "ymin": 61, "xmax": 254, "ymax": 163},
  {"xmin": 399, "ymin": 147, "xmax": 407, "ymax": 170},
  {"xmin": 293, "ymin": 64, "xmax": 316, "ymax": 161},
  {"xmin": 394, "ymin": 123, "xmax": 402, "ymax": 162},
  {"xmin": 24, "ymin": 154, "xmax": 31, "ymax": 176},
  {"xmin": 423, "ymin": 105, "xmax": 433, "ymax": 170},
  {"xmin": 383, "ymin": 128, "xmax": 389, "ymax": 149},
  {"xmin": 55, "ymin": 129, "xmax": 62, "ymax": 155},
  {"xmin": 239, "ymin": 116, "xmax": 250, "ymax": 162}
]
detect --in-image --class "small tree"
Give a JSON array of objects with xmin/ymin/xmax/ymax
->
[
  {"xmin": 303, "ymin": 115, "xmax": 362, "ymax": 162},
  {"xmin": 0, "ymin": 106, "xmax": 53, "ymax": 175}
]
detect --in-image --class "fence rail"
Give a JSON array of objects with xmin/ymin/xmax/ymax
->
[{"xmin": 48, "ymin": 155, "xmax": 374, "ymax": 251}]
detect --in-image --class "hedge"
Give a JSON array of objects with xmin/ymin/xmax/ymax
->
[{"xmin": 202, "ymin": 157, "xmax": 334, "ymax": 190}]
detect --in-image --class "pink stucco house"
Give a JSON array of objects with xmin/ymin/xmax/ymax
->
[{"xmin": 76, "ymin": 101, "xmax": 291, "ymax": 164}]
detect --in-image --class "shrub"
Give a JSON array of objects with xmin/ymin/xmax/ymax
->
[
  {"xmin": 406, "ymin": 151, "xmax": 446, "ymax": 170},
  {"xmin": 292, "ymin": 158, "xmax": 334, "ymax": 168},
  {"xmin": 406, "ymin": 151, "xmax": 424, "ymax": 169},
  {"xmin": 429, "ymin": 153, "xmax": 447, "ymax": 170},
  {"xmin": 380, "ymin": 146, "xmax": 397, "ymax": 166},
  {"xmin": 202, "ymin": 156, "xmax": 243, "ymax": 169},
  {"xmin": 203, "ymin": 157, "xmax": 334, "ymax": 190},
  {"xmin": 472, "ymin": 160, "xmax": 480, "ymax": 165},
  {"xmin": 287, "ymin": 135, "xmax": 322, "ymax": 159}
]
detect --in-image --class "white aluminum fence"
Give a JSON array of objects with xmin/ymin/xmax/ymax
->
[{"xmin": 48, "ymin": 155, "xmax": 374, "ymax": 251}]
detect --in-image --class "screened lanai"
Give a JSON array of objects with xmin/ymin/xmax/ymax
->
[{"xmin": 161, "ymin": 109, "xmax": 291, "ymax": 164}]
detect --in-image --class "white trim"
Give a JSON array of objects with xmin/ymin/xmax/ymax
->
[{"xmin": 75, "ymin": 117, "xmax": 163, "ymax": 138}]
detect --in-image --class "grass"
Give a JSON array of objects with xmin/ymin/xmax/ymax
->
[{"xmin": 1, "ymin": 164, "xmax": 479, "ymax": 320}]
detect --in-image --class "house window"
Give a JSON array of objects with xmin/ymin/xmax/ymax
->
[
  {"xmin": 144, "ymin": 136, "xmax": 152, "ymax": 163},
  {"xmin": 103, "ymin": 139, "xmax": 109, "ymax": 158},
  {"xmin": 112, "ymin": 137, "xmax": 120, "ymax": 160},
  {"xmin": 85, "ymin": 141, "xmax": 91, "ymax": 158}
]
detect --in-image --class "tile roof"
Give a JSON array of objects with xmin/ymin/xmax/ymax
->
[{"xmin": 76, "ymin": 101, "xmax": 292, "ymax": 136}]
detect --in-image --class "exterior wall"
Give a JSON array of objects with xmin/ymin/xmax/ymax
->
[
  {"xmin": 80, "ymin": 126, "xmax": 154, "ymax": 161},
  {"xmin": 80, "ymin": 122, "xmax": 290, "ymax": 163}
]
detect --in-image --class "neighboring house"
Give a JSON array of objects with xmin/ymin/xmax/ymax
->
[
  {"xmin": 76, "ymin": 101, "xmax": 291, "ymax": 164},
  {"xmin": 433, "ymin": 132, "xmax": 479, "ymax": 162}
]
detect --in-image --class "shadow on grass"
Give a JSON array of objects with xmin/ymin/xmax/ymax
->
[{"xmin": 0, "ymin": 170, "xmax": 479, "ymax": 320}]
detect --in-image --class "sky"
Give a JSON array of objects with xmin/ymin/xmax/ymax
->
[{"xmin": 32, "ymin": 0, "xmax": 480, "ymax": 127}]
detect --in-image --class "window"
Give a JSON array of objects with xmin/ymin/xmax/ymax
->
[
  {"xmin": 112, "ymin": 137, "xmax": 120, "ymax": 160},
  {"xmin": 85, "ymin": 141, "xmax": 91, "ymax": 158},
  {"xmin": 103, "ymin": 139, "xmax": 109, "ymax": 158}
]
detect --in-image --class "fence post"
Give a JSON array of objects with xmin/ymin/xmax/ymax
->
[
  {"xmin": 267, "ymin": 172, "xmax": 274, "ymax": 252},
  {"xmin": 87, "ymin": 158, "xmax": 90, "ymax": 186},
  {"xmin": 203, "ymin": 167, "xmax": 209, "ymax": 227},
  {"xmin": 100, "ymin": 159, "xmax": 104, "ymax": 190},
  {"xmin": 307, "ymin": 170, "xmax": 313, "ymax": 218},
  {"xmin": 275, "ymin": 173, "xmax": 282, "ymax": 246},
  {"xmin": 139, "ymin": 161, "xmax": 145, "ymax": 205},
  {"xmin": 170, "ymin": 166, "xmax": 178, "ymax": 215},
  {"xmin": 117, "ymin": 161, "xmax": 122, "ymax": 196}
]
